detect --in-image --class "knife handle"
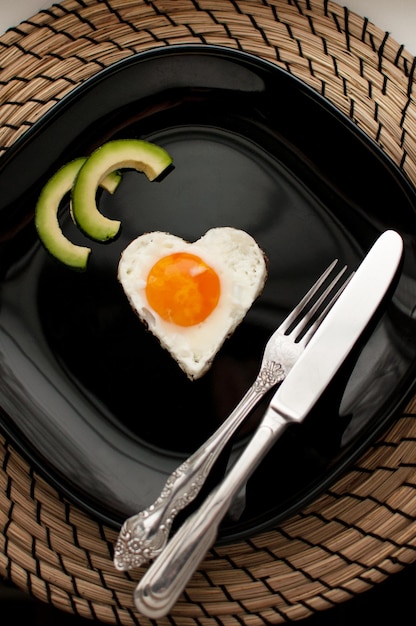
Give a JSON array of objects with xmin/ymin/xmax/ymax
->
[{"xmin": 134, "ymin": 410, "xmax": 288, "ymax": 618}]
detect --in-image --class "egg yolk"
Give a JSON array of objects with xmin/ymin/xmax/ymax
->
[{"xmin": 145, "ymin": 252, "xmax": 221, "ymax": 326}]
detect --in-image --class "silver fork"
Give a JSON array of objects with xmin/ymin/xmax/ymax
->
[{"xmin": 113, "ymin": 259, "xmax": 349, "ymax": 571}]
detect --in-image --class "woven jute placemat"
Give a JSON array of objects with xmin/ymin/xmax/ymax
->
[{"xmin": 1, "ymin": 1, "xmax": 416, "ymax": 624}]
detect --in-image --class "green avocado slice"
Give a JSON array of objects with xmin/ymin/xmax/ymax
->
[
  {"xmin": 71, "ymin": 139, "xmax": 173, "ymax": 242},
  {"xmin": 35, "ymin": 157, "xmax": 121, "ymax": 271}
]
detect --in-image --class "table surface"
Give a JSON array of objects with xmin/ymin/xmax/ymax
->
[{"xmin": 1, "ymin": 0, "xmax": 415, "ymax": 55}]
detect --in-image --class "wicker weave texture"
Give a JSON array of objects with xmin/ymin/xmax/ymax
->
[{"xmin": 0, "ymin": 1, "xmax": 416, "ymax": 624}]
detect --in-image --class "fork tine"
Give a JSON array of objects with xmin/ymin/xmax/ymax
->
[
  {"xmin": 278, "ymin": 259, "xmax": 338, "ymax": 334},
  {"xmin": 298, "ymin": 269, "xmax": 354, "ymax": 346},
  {"xmin": 290, "ymin": 263, "xmax": 347, "ymax": 337}
]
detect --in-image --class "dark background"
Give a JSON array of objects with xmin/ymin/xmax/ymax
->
[{"xmin": 1, "ymin": 562, "xmax": 415, "ymax": 625}]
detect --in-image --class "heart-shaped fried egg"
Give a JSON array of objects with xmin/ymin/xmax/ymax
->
[{"xmin": 118, "ymin": 227, "xmax": 268, "ymax": 379}]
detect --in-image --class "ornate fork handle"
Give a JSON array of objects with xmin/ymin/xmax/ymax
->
[{"xmin": 113, "ymin": 354, "xmax": 292, "ymax": 571}]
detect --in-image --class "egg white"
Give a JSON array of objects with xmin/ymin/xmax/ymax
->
[{"xmin": 117, "ymin": 227, "xmax": 267, "ymax": 380}]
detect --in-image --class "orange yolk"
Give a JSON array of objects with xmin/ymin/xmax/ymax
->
[{"xmin": 145, "ymin": 252, "xmax": 221, "ymax": 327}]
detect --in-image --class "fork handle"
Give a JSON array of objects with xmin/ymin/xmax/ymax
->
[
  {"xmin": 134, "ymin": 409, "xmax": 288, "ymax": 618},
  {"xmin": 114, "ymin": 382, "xmax": 272, "ymax": 570}
]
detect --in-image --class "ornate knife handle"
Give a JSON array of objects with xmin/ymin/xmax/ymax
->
[{"xmin": 113, "ymin": 359, "xmax": 285, "ymax": 571}]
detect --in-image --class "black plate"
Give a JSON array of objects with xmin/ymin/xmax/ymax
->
[{"xmin": 1, "ymin": 45, "xmax": 416, "ymax": 543}]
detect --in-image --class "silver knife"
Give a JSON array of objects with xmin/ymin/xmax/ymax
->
[{"xmin": 133, "ymin": 229, "xmax": 403, "ymax": 618}]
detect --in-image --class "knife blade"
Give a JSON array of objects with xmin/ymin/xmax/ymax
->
[
  {"xmin": 133, "ymin": 229, "xmax": 403, "ymax": 618},
  {"xmin": 271, "ymin": 229, "xmax": 403, "ymax": 423}
]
